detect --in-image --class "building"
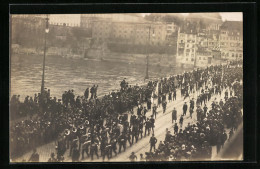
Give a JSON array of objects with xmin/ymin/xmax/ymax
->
[
  {"xmin": 91, "ymin": 19, "xmax": 167, "ymax": 46},
  {"xmin": 49, "ymin": 14, "xmax": 81, "ymax": 27},
  {"xmin": 176, "ymin": 22, "xmax": 198, "ymax": 67},
  {"xmin": 176, "ymin": 18, "xmax": 243, "ymax": 68},
  {"xmin": 91, "ymin": 19, "xmax": 113, "ymax": 41},
  {"xmin": 219, "ymin": 21, "xmax": 243, "ymax": 60}
]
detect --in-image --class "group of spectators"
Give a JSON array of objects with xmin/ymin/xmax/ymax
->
[
  {"xmin": 10, "ymin": 78, "xmax": 157, "ymax": 160},
  {"xmin": 142, "ymin": 61, "xmax": 243, "ymax": 161},
  {"xmin": 10, "ymin": 60, "xmax": 242, "ymax": 162}
]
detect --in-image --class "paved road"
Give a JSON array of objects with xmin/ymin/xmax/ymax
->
[{"xmin": 13, "ymin": 83, "xmax": 235, "ymax": 162}]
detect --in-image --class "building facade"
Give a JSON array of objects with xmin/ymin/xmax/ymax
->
[
  {"xmin": 176, "ymin": 20, "xmax": 242, "ymax": 68},
  {"xmin": 91, "ymin": 19, "xmax": 168, "ymax": 46},
  {"xmin": 219, "ymin": 21, "xmax": 243, "ymax": 60}
]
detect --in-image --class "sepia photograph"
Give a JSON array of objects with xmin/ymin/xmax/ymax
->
[{"xmin": 10, "ymin": 12, "xmax": 243, "ymax": 162}]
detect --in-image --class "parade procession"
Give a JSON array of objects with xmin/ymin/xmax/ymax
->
[{"xmin": 10, "ymin": 13, "xmax": 243, "ymax": 162}]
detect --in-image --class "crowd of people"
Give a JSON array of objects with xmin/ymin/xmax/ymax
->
[
  {"xmin": 10, "ymin": 60, "xmax": 243, "ymax": 162},
  {"xmin": 10, "ymin": 73, "xmax": 157, "ymax": 160},
  {"xmin": 142, "ymin": 62, "xmax": 243, "ymax": 161}
]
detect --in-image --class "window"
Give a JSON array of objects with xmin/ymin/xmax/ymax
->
[
  {"xmin": 232, "ymin": 53, "xmax": 234, "ymax": 57},
  {"xmin": 199, "ymin": 57, "xmax": 201, "ymax": 60},
  {"xmin": 191, "ymin": 58, "xmax": 194, "ymax": 61},
  {"xmin": 239, "ymin": 54, "xmax": 242, "ymax": 58},
  {"xmin": 186, "ymin": 58, "xmax": 188, "ymax": 61}
]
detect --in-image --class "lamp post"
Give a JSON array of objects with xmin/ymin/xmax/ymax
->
[
  {"xmin": 145, "ymin": 25, "xmax": 155, "ymax": 80},
  {"xmin": 41, "ymin": 15, "xmax": 49, "ymax": 95}
]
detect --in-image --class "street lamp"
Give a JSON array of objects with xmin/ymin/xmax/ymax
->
[
  {"xmin": 145, "ymin": 25, "xmax": 155, "ymax": 80},
  {"xmin": 41, "ymin": 15, "xmax": 49, "ymax": 96}
]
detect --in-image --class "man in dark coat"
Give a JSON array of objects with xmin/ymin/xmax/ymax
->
[
  {"xmin": 173, "ymin": 89, "xmax": 177, "ymax": 100},
  {"xmin": 84, "ymin": 88, "xmax": 89, "ymax": 100},
  {"xmin": 149, "ymin": 134, "xmax": 157, "ymax": 152},
  {"xmin": 162, "ymin": 101, "xmax": 167, "ymax": 113},
  {"xmin": 145, "ymin": 119, "xmax": 151, "ymax": 136},
  {"xmin": 172, "ymin": 107, "xmax": 177, "ymax": 123},
  {"xmin": 183, "ymin": 102, "xmax": 188, "ymax": 116},
  {"xmin": 174, "ymin": 123, "xmax": 178, "ymax": 134},
  {"xmin": 179, "ymin": 115, "xmax": 184, "ymax": 128},
  {"xmin": 152, "ymin": 104, "xmax": 157, "ymax": 119}
]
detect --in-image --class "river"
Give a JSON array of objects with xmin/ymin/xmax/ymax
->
[{"xmin": 10, "ymin": 54, "xmax": 191, "ymax": 100}]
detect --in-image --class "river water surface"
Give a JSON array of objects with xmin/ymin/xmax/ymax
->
[{"xmin": 11, "ymin": 54, "xmax": 191, "ymax": 100}]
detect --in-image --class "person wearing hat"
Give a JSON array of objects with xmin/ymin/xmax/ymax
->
[
  {"xmin": 190, "ymin": 98, "xmax": 195, "ymax": 111},
  {"xmin": 179, "ymin": 115, "xmax": 184, "ymax": 128},
  {"xmin": 162, "ymin": 100, "xmax": 167, "ymax": 114},
  {"xmin": 219, "ymin": 99, "xmax": 224, "ymax": 107},
  {"xmin": 84, "ymin": 87, "xmax": 89, "ymax": 100},
  {"xmin": 150, "ymin": 116, "xmax": 155, "ymax": 134},
  {"xmin": 138, "ymin": 120, "xmax": 144, "ymax": 139},
  {"xmin": 196, "ymin": 106, "xmax": 203, "ymax": 122},
  {"xmin": 152, "ymin": 104, "xmax": 157, "ymax": 119},
  {"xmin": 149, "ymin": 134, "xmax": 157, "ymax": 152},
  {"xmin": 172, "ymin": 107, "xmax": 177, "ymax": 123},
  {"xmin": 137, "ymin": 105, "xmax": 142, "ymax": 116},
  {"xmin": 173, "ymin": 88, "xmax": 177, "ymax": 101},
  {"xmin": 189, "ymin": 106, "xmax": 193, "ymax": 119},
  {"xmin": 144, "ymin": 118, "xmax": 151, "ymax": 136},
  {"xmin": 174, "ymin": 123, "xmax": 179, "ymax": 134},
  {"xmin": 183, "ymin": 102, "xmax": 188, "ymax": 116},
  {"xmin": 129, "ymin": 152, "xmax": 137, "ymax": 162},
  {"xmin": 143, "ymin": 106, "xmax": 148, "ymax": 117},
  {"xmin": 147, "ymin": 97, "xmax": 152, "ymax": 110},
  {"xmin": 139, "ymin": 153, "xmax": 145, "ymax": 161},
  {"xmin": 203, "ymin": 104, "xmax": 208, "ymax": 115}
]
